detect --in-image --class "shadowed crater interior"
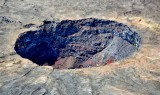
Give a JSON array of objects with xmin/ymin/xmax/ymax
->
[{"xmin": 14, "ymin": 18, "xmax": 141, "ymax": 69}]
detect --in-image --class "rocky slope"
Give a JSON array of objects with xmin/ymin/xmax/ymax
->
[{"xmin": 0, "ymin": 0, "xmax": 160, "ymax": 95}]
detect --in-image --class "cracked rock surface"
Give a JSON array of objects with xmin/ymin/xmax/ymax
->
[{"xmin": 0, "ymin": 0, "xmax": 160, "ymax": 95}]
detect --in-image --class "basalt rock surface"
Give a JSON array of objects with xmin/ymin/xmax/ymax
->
[{"xmin": 15, "ymin": 18, "xmax": 141, "ymax": 69}]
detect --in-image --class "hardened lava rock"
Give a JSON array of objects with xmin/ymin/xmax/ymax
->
[{"xmin": 14, "ymin": 18, "xmax": 141, "ymax": 69}]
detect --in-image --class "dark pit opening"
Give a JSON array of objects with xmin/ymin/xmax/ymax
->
[{"xmin": 15, "ymin": 18, "xmax": 141, "ymax": 69}]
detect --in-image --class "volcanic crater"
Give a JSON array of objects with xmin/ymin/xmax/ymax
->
[{"xmin": 14, "ymin": 18, "xmax": 141, "ymax": 69}]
